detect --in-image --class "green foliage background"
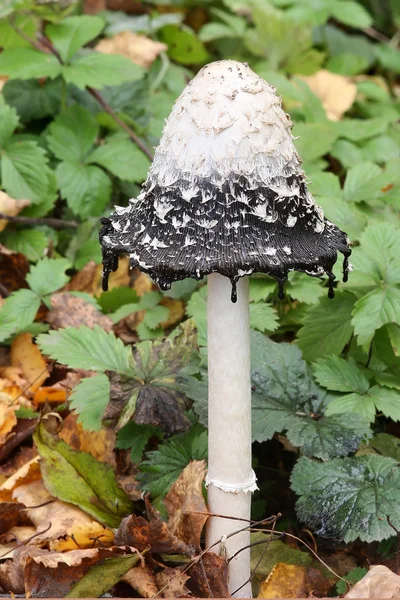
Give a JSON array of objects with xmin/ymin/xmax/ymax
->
[{"xmin": 1, "ymin": 0, "xmax": 400, "ymax": 547}]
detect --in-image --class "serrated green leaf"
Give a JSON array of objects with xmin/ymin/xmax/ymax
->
[
  {"xmin": 371, "ymin": 433, "xmax": 400, "ymax": 461},
  {"xmin": 62, "ymin": 52, "xmax": 144, "ymax": 89},
  {"xmin": 362, "ymin": 136, "xmax": 399, "ymax": 163},
  {"xmin": 313, "ymin": 356, "xmax": 370, "ymax": 393},
  {"xmin": 1, "ymin": 228, "xmax": 48, "ymax": 261},
  {"xmin": 249, "ymin": 302, "xmax": 279, "ymax": 333},
  {"xmin": 26, "ymin": 257, "xmax": 71, "ymax": 297},
  {"xmin": 352, "ymin": 287, "xmax": 400, "ymax": 347},
  {"xmin": 307, "ymin": 172, "xmax": 341, "ymax": 198},
  {"xmin": 248, "ymin": 277, "xmax": 277, "ymax": 303},
  {"xmin": 0, "ymin": 15, "xmax": 37, "ymax": 49},
  {"xmin": 46, "ymin": 15, "xmax": 104, "ymax": 62},
  {"xmin": 286, "ymin": 273, "xmax": 324, "ymax": 305},
  {"xmin": 66, "ymin": 554, "xmax": 140, "ymax": 598},
  {"xmin": 186, "ymin": 286, "xmax": 207, "ymax": 346},
  {"xmin": 291, "ymin": 455, "xmax": 400, "ymax": 542},
  {"xmin": 70, "ymin": 374, "xmax": 110, "ymax": 431},
  {"xmin": 139, "ymin": 422, "xmax": 207, "ymax": 499},
  {"xmin": 56, "ymin": 161, "xmax": 112, "ymax": 218},
  {"xmin": 0, "ymin": 288, "xmax": 40, "ymax": 342},
  {"xmin": 198, "ymin": 23, "xmax": 236, "ymax": 42},
  {"xmin": 317, "ymin": 194, "xmax": 366, "ymax": 240},
  {"xmin": 75, "ymin": 239, "xmax": 102, "ymax": 270},
  {"xmin": 3, "ymin": 78, "xmax": 62, "ymax": 123},
  {"xmin": 116, "ymin": 422, "xmax": 162, "ymax": 464},
  {"xmin": 293, "ymin": 122, "xmax": 338, "ymax": 162},
  {"xmin": 336, "ymin": 567, "xmax": 368, "ymax": 596},
  {"xmin": 331, "ymin": 1, "xmax": 372, "ymax": 28},
  {"xmin": 48, "ymin": 104, "xmax": 98, "ymax": 162},
  {"xmin": 87, "ymin": 135, "xmax": 150, "ymax": 182},
  {"xmin": 375, "ymin": 44, "xmax": 400, "ymax": 74},
  {"xmin": 369, "ymin": 385, "xmax": 400, "ymax": 421},
  {"xmin": 1, "ymin": 140, "xmax": 50, "ymax": 203},
  {"xmin": 37, "ymin": 326, "xmax": 132, "ymax": 374},
  {"xmin": 143, "ymin": 305, "xmax": 169, "ymax": 329},
  {"xmin": 104, "ymin": 323, "xmax": 196, "ymax": 434},
  {"xmin": 331, "ymin": 139, "xmax": 364, "ymax": 169},
  {"xmin": 333, "ymin": 118, "xmax": 389, "ymax": 142},
  {"xmin": 297, "ymin": 291, "xmax": 355, "ymax": 362},
  {"xmin": 327, "ymin": 53, "xmax": 369, "ymax": 75},
  {"xmin": 0, "ymin": 97, "xmax": 19, "ymax": 147},
  {"xmin": 34, "ymin": 420, "xmax": 132, "ymax": 527},
  {"xmin": 325, "ymin": 392, "xmax": 376, "ymax": 422},
  {"xmin": 98, "ymin": 287, "xmax": 139, "ymax": 313},
  {"xmin": 0, "ymin": 48, "xmax": 61, "ymax": 79}
]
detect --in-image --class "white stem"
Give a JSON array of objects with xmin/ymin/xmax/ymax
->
[{"xmin": 206, "ymin": 274, "xmax": 255, "ymax": 598}]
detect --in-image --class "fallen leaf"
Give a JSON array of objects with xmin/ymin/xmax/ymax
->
[
  {"xmin": 0, "ymin": 444, "xmax": 37, "ymax": 478},
  {"xmin": 0, "ymin": 247, "xmax": 30, "ymax": 294},
  {"xmin": 96, "ymin": 31, "xmax": 167, "ymax": 67},
  {"xmin": 115, "ymin": 495, "xmax": 193, "ymax": 556},
  {"xmin": 155, "ymin": 566, "xmax": 191, "ymax": 598},
  {"xmin": 164, "ymin": 460, "xmax": 207, "ymax": 554},
  {"xmin": 0, "ymin": 502, "xmax": 26, "ymax": 535},
  {"xmin": 0, "ymin": 402, "xmax": 17, "ymax": 446},
  {"xmin": 46, "ymin": 292, "xmax": 113, "ymax": 331},
  {"xmin": 345, "ymin": 565, "xmax": 400, "ymax": 598},
  {"xmin": 50, "ymin": 521, "xmax": 114, "ymax": 551},
  {"xmin": 161, "ymin": 297, "xmax": 185, "ymax": 329},
  {"xmin": 0, "ymin": 418, "xmax": 38, "ymax": 467},
  {"xmin": 0, "ymin": 76, "xmax": 8, "ymax": 91},
  {"xmin": 65, "ymin": 257, "xmax": 131, "ymax": 296},
  {"xmin": 133, "ymin": 271, "xmax": 154, "ymax": 296},
  {"xmin": 33, "ymin": 387, "xmax": 68, "ymax": 406},
  {"xmin": 0, "ymin": 456, "xmax": 41, "ymax": 502},
  {"xmin": 299, "ymin": 70, "xmax": 357, "ymax": 120},
  {"xmin": 0, "ymin": 526, "xmax": 36, "ymax": 559},
  {"xmin": 0, "ymin": 191, "xmax": 30, "ymax": 232},
  {"xmin": 59, "ymin": 412, "xmax": 116, "ymax": 466},
  {"xmin": 187, "ymin": 552, "xmax": 230, "ymax": 598},
  {"xmin": 0, "ymin": 366, "xmax": 26, "ymax": 387},
  {"xmin": 258, "ymin": 562, "xmax": 331, "ymax": 598},
  {"xmin": 123, "ymin": 564, "xmax": 159, "ymax": 597},
  {"xmin": 11, "ymin": 333, "xmax": 50, "ymax": 394}
]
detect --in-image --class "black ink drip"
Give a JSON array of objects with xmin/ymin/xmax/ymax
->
[{"xmin": 231, "ymin": 280, "xmax": 237, "ymax": 303}]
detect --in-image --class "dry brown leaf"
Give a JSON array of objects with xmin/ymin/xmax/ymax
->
[
  {"xmin": 123, "ymin": 564, "xmax": 159, "ymax": 597},
  {"xmin": 0, "ymin": 456, "xmax": 41, "ymax": 502},
  {"xmin": 187, "ymin": 552, "xmax": 230, "ymax": 598},
  {"xmin": 0, "ymin": 502, "xmax": 26, "ymax": 535},
  {"xmin": 164, "ymin": 460, "xmax": 207, "ymax": 554},
  {"xmin": 299, "ymin": 70, "xmax": 357, "ymax": 121},
  {"xmin": 0, "ymin": 403, "xmax": 18, "ymax": 446},
  {"xmin": 58, "ymin": 412, "xmax": 116, "ymax": 466},
  {"xmin": 155, "ymin": 566, "xmax": 191, "ymax": 598},
  {"xmin": 0, "ymin": 191, "xmax": 30, "ymax": 232},
  {"xmin": 11, "ymin": 333, "xmax": 50, "ymax": 394},
  {"xmin": 46, "ymin": 292, "xmax": 113, "ymax": 331},
  {"xmin": 0, "ymin": 247, "xmax": 30, "ymax": 294},
  {"xmin": 65, "ymin": 257, "xmax": 131, "ymax": 296},
  {"xmin": 258, "ymin": 562, "xmax": 331, "ymax": 598},
  {"xmin": 96, "ymin": 31, "xmax": 167, "ymax": 68},
  {"xmin": 115, "ymin": 495, "xmax": 193, "ymax": 556},
  {"xmin": 345, "ymin": 565, "xmax": 400, "ymax": 598},
  {"xmin": 0, "ymin": 526, "xmax": 36, "ymax": 559},
  {"xmin": 50, "ymin": 521, "xmax": 114, "ymax": 551},
  {"xmin": 133, "ymin": 271, "xmax": 155, "ymax": 296}
]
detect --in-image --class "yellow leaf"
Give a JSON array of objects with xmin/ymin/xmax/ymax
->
[
  {"xmin": 11, "ymin": 333, "xmax": 50, "ymax": 393},
  {"xmin": 50, "ymin": 522, "xmax": 114, "ymax": 551},
  {"xmin": 299, "ymin": 70, "xmax": 357, "ymax": 121},
  {"xmin": 258, "ymin": 562, "xmax": 331, "ymax": 598},
  {"xmin": 0, "ymin": 456, "xmax": 41, "ymax": 501}
]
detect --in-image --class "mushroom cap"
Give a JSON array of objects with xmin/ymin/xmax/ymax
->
[{"xmin": 100, "ymin": 60, "xmax": 351, "ymax": 300}]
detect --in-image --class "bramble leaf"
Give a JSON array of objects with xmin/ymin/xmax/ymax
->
[
  {"xmin": 291, "ymin": 455, "xmax": 400, "ymax": 542},
  {"xmin": 116, "ymin": 422, "xmax": 162, "ymax": 464},
  {"xmin": 26, "ymin": 257, "xmax": 71, "ymax": 297},
  {"xmin": 62, "ymin": 52, "xmax": 144, "ymax": 89},
  {"xmin": 1, "ymin": 140, "xmax": 51, "ymax": 203},
  {"xmin": 46, "ymin": 15, "xmax": 105, "ymax": 62},
  {"xmin": 0, "ymin": 289, "xmax": 40, "ymax": 342},
  {"xmin": 0, "ymin": 48, "xmax": 61, "ymax": 79},
  {"xmin": 69, "ymin": 374, "xmax": 110, "ymax": 431},
  {"xmin": 87, "ymin": 135, "xmax": 150, "ymax": 183},
  {"xmin": 47, "ymin": 105, "xmax": 99, "ymax": 162},
  {"xmin": 56, "ymin": 161, "xmax": 112, "ymax": 218}
]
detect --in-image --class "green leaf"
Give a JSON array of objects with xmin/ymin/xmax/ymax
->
[
  {"xmin": 343, "ymin": 162, "xmax": 387, "ymax": 202},
  {"xmin": 142, "ymin": 305, "xmax": 169, "ymax": 329},
  {"xmin": 37, "ymin": 325, "xmax": 132, "ymax": 374},
  {"xmin": 26, "ymin": 257, "xmax": 71, "ymax": 297},
  {"xmin": 46, "ymin": 15, "xmax": 104, "ymax": 62},
  {"xmin": 98, "ymin": 287, "xmax": 139, "ymax": 313},
  {"xmin": 62, "ymin": 52, "xmax": 144, "ymax": 89},
  {"xmin": 317, "ymin": 195, "xmax": 366, "ymax": 240},
  {"xmin": 249, "ymin": 302, "xmax": 279, "ymax": 333},
  {"xmin": 47, "ymin": 104, "xmax": 99, "ymax": 162},
  {"xmin": 352, "ymin": 287, "xmax": 400, "ymax": 346},
  {"xmin": 291, "ymin": 455, "xmax": 400, "ymax": 542},
  {"xmin": 293, "ymin": 122, "xmax": 338, "ymax": 162},
  {"xmin": 1, "ymin": 140, "xmax": 50, "ymax": 203},
  {"xmin": 286, "ymin": 273, "xmax": 324, "ymax": 305},
  {"xmin": 104, "ymin": 323, "xmax": 196, "ymax": 433},
  {"xmin": 248, "ymin": 277, "xmax": 277, "ymax": 303},
  {"xmin": 336, "ymin": 567, "xmax": 368, "ymax": 596},
  {"xmin": 56, "ymin": 161, "xmax": 112, "ymax": 218},
  {"xmin": 139, "ymin": 422, "xmax": 207, "ymax": 499},
  {"xmin": 0, "ymin": 289, "xmax": 40, "ymax": 342},
  {"xmin": 69, "ymin": 375, "xmax": 110, "ymax": 431},
  {"xmin": 371, "ymin": 433, "xmax": 400, "ymax": 461},
  {"xmin": 375, "ymin": 44, "xmax": 400, "ymax": 74},
  {"xmin": 15, "ymin": 407, "xmax": 39, "ymax": 419},
  {"xmin": 88, "ymin": 135, "xmax": 150, "ymax": 182},
  {"xmin": 333, "ymin": 118, "xmax": 389, "ymax": 142},
  {"xmin": 66, "ymin": 554, "xmax": 140, "ymax": 598},
  {"xmin": 0, "ymin": 97, "xmax": 19, "ymax": 147},
  {"xmin": 158, "ymin": 25, "xmax": 208, "ymax": 65},
  {"xmin": 313, "ymin": 356, "xmax": 370, "ymax": 393},
  {"xmin": 0, "ymin": 15, "xmax": 37, "ymax": 49},
  {"xmin": 369, "ymin": 385, "xmax": 400, "ymax": 421},
  {"xmin": 0, "ymin": 48, "xmax": 61, "ymax": 79},
  {"xmin": 362, "ymin": 136, "xmax": 399, "ymax": 163},
  {"xmin": 297, "ymin": 291, "xmax": 355, "ymax": 362},
  {"xmin": 327, "ymin": 53, "xmax": 369, "ymax": 75},
  {"xmin": 116, "ymin": 422, "xmax": 162, "ymax": 464},
  {"xmin": 199, "ymin": 23, "xmax": 236, "ymax": 42},
  {"xmin": 307, "ymin": 172, "xmax": 341, "ymax": 198},
  {"xmin": 34, "ymin": 420, "xmax": 132, "ymax": 527},
  {"xmin": 186, "ymin": 286, "xmax": 207, "ymax": 346},
  {"xmin": 1, "ymin": 229, "xmax": 48, "ymax": 261},
  {"xmin": 3, "ymin": 78, "xmax": 62, "ymax": 123},
  {"xmin": 331, "ymin": 1, "xmax": 373, "ymax": 28}
]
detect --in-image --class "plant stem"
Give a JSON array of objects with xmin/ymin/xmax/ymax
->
[
  {"xmin": 0, "ymin": 213, "xmax": 78, "ymax": 229},
  {"xmin": 206, "ymin": 274, "xmax": 255, "ymax": 598}
]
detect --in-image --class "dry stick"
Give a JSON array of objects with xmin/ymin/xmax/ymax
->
[{"xmin": 0, "ymin": 212, "xmax": 78, "ymax": 229}]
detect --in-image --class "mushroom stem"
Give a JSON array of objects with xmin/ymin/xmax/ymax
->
[{"xmin": 206, "ymin": 273, "xmax": 255, "ymax": 598}]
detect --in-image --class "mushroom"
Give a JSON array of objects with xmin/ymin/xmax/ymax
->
[{"xmin": 100, "ymin": 60, "xmax": 351, "ymax": 597}]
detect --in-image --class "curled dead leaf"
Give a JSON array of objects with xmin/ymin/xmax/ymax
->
[
  {"xmin": 96, "ymin": 31, "xmax": 167, "ymax": 68},
  {"xmin": 299, "ymin": 70, "xmax": 357, "ymax": 121},
  {"xmin": 187, "ymin": 552, "xmax": 230, "ymax": 598},
  {"xmin": 257, "ymin": 562, "xmax": 331, "ymax": 598},
  {"xmin": 123, "ymin": 564, "xmax": 159, "ymax": 597},
  {"xmin": 0, "ymin": 456, "xmax": 41, "ymax": 502},
  {"xmin": 164, "ymin": 460, "xmax": 207, "ymax": 554},
  {"xmin": 155, "ymin": 566, "xmax": 191, "ymax": 598},
  {"xmin": 59, "ymin": 412, "xmax": 116, "ymax": 466}
]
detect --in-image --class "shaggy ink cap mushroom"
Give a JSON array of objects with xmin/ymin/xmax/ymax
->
[{"xmin": 100, "ymin": 60, "xmax": 351, "ymax": 302}]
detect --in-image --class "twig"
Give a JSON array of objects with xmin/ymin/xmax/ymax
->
[
  {"xmin": 0, "ymin": 283, "xmax": 9, "ymax": 298},
  {"xmin": 363, "ymin": 27, "xmax": 390, "ymax": 43},
  {"xmin": 0, "ymin": 213, "xmax": 78, "ymax": 229}
]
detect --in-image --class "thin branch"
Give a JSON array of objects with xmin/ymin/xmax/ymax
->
[
  {"xmin": 0, "ymin": 213, "xmax": 78, "ymax": 229},
  {"xmin": 363, "ymin": 27, "xmax": 391, "ymax": 43}
]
